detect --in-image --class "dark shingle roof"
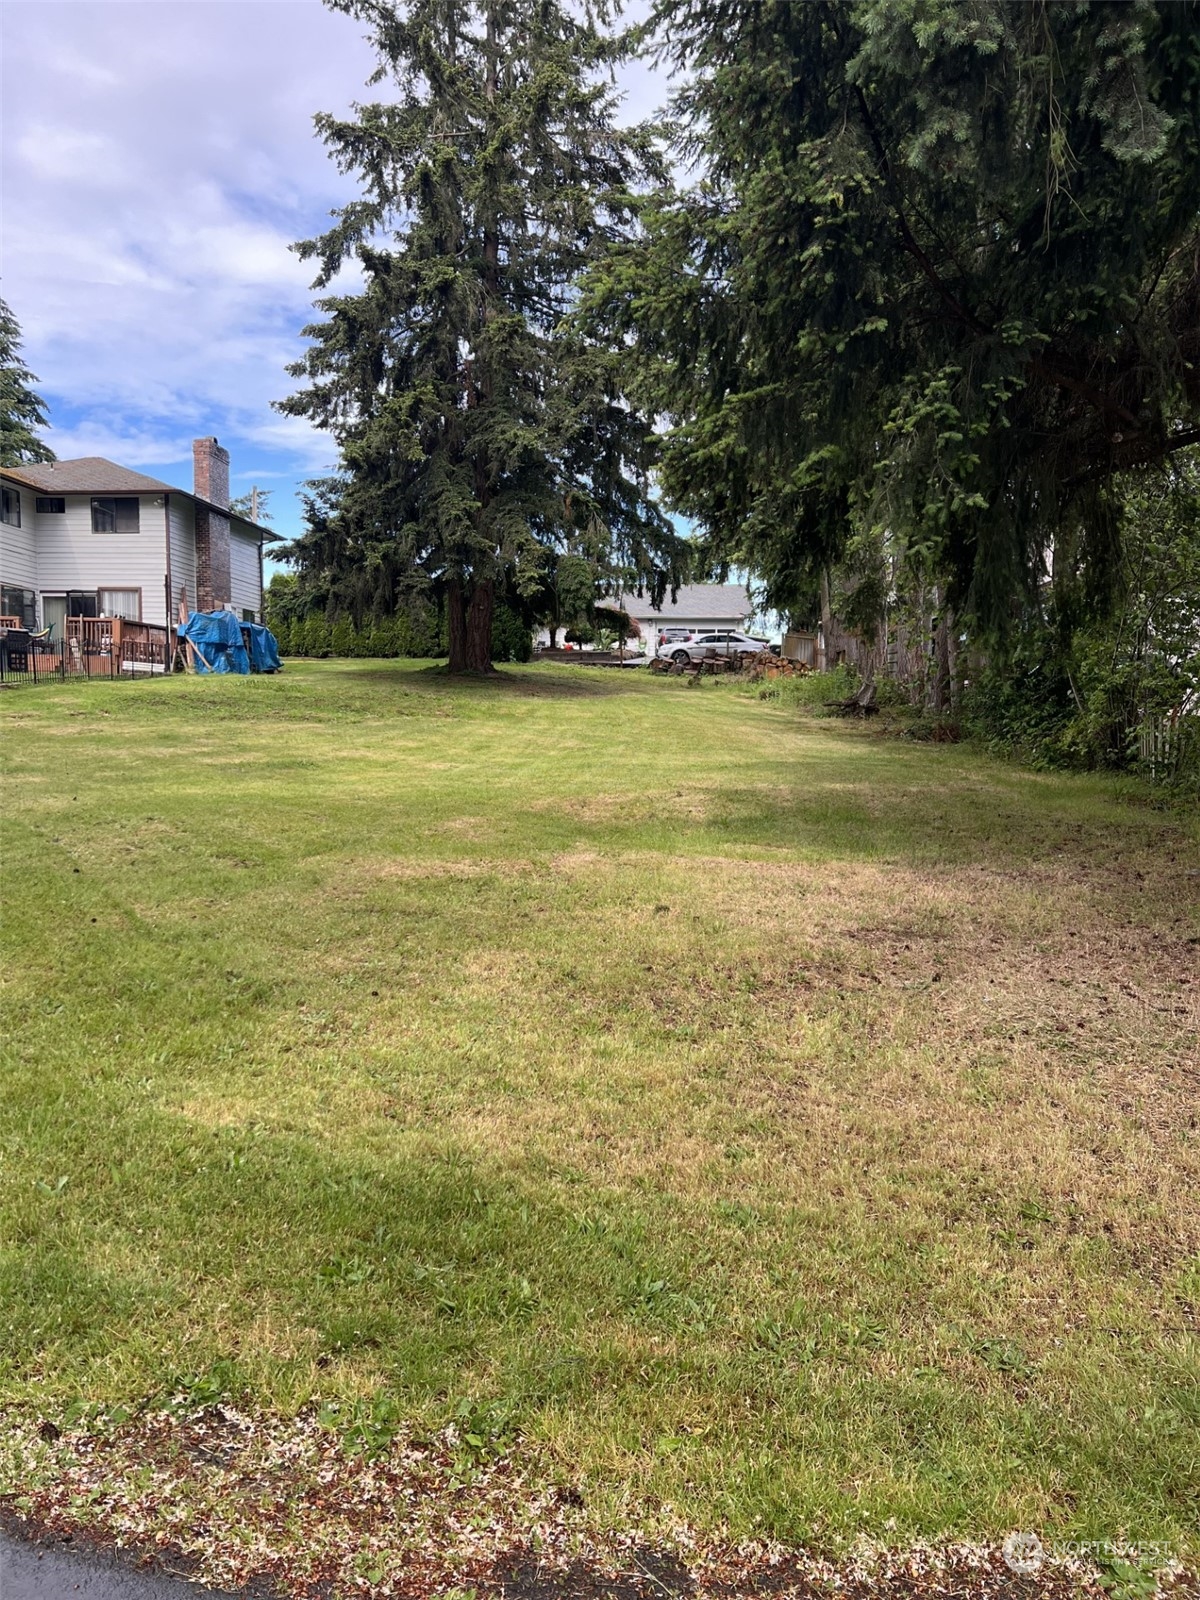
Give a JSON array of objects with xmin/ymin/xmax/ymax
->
[
  {"xmin": 2, "ymin": 457, "xmax": 175, "ymax": 495},
  {"xmin": 615, "ymin": 583, "xmax": 752, "ymax": 621},
  {"xmin": 1, "ymin": 456, "xmax": 279, "ymax": 538}
]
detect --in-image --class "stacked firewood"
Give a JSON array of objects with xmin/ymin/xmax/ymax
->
[
  {"xmin": 650, "ymin": 655, "xmax": 741, "ymax": 677},
  {"xmin": 746, "ymin": 654, "xmax": 812, "ymax": 681}
]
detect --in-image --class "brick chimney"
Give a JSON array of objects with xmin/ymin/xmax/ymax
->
[
  {"xmin": 193, "ymin": 436, "xmax": 230, "ymax": 507},
  {"xmin": 192, "ymin": 436, "xmax": 231, "ymax": 611}
]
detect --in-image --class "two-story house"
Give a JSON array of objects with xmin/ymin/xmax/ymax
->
[{"xmin": 0, "ymin": 437, "xmax": 274, "ymax": 635}]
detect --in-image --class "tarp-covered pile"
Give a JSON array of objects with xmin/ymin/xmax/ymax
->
[
  {"xmin": 178, "ymin": 611, "xmax": 281, "ymax": 674},
  {"xmin": 245, "ymin": 622, "xmax": 281, "ymax": 673}
]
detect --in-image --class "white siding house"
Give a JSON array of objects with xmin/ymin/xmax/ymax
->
[
  {"xmin": 229, "ymin": 528, "xmax": 262, "ymax": 620},
  {"xmin": 616, "ymin": 584, "xmax": 752, "ymax": 648},
  {"xmin": 169, "ymin": 498, "xmax": 198, "ymax": 615},
  {"xmin": 0, "ymin": 484, "xmax": 37, "ymax": 595},
  {"xmin": 0, "ymin": 439, "xmax": 275, "ymax": 634},
  {"xmin": 535, "ymin": 584, "xmax": 754, "ymax": 653}
]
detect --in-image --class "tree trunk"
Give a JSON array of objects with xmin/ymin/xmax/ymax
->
[
  {"xmin": 465, "ymin": 578, "xmax": 496, "ymax": 674},
  {"xmin": 818, "ymin": 566, "xmax": 832, "ymax": 671},
  {"xmin": 931, "ymin": 589, "xmax": 951, "ymax": 712},
  {"xmin": 933, "ymin": 616, "xmax": 952, "ymax": 711},
  {"xmin": 944, "ymin": 608, "xmax": 959, "ymax": 710},
  {"xmin": 447, "ymin": 579, "xmax": 467, "ymax": 673}
]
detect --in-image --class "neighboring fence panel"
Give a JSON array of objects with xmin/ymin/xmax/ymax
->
[
  {"xmin": 1139, "ymin": 711, "xmax": 1200, "ymax": 785},
  {"xmin": 781, "ymin": 631, "xmax": 819, "ymax": 668}
]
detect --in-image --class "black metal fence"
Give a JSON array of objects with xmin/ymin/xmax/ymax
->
[{"xmin": 0, "ymin": 636, "xmax": 172, "ymax": 686}]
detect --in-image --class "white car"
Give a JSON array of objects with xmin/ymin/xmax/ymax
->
[
  {"xmin": 664, "ymin": 630, "xmax": 773, "ymax": 666},
  {"xmin": 655, "ymin": 627, "xmax": 697, "ymax": 656}
]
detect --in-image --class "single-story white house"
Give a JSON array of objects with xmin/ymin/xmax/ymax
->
[
  {"xmin": 0, "ymin": 437, "xmax": 274, "ymax": 635},
  {"xmin": 613, "ymin": 583, "xmax": 753, "ymax": 651},
  {"xmin": 536, "ymin": 582, "xmax": 753, "ymax": 652}
]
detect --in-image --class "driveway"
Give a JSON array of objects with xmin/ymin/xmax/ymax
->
[{"xmin": 0, "ymin": 1526, "xmax": 238, "ymax": 1599}]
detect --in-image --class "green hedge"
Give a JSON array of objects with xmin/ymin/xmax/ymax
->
[{"xmin": 277, "ymin": 601, "xmax": 531, "ymax": 663}]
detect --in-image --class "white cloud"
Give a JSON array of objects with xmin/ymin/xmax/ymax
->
[
  {"xmin": 43, "ymin": 49, "xmax": 122, "ymax": 87},
  {"xmin": 1, "ymin": 0, "xmax": 670, "ymax": 543},
  {"xmin": 42, "ymin": 419, "xmax": 196, "ymax": 469},
  {"xmin": 15, "ymin": 125, "xmax": 120, "ymax": 183}
]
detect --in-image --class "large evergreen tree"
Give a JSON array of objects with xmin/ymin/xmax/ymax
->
[
  {"xmin": 585, "ymin": 1, "xmax": 1200, "ymax": 637},
  {"xmin": 280, "ymin": 0, "xmax": 684, "ymax": 672},
  {"xmin": 0, "ymin": 298, "xmax": 54, "ymax": 467}
]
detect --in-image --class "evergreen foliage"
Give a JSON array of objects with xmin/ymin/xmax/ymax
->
[
  {"xmin": 331, "ymin": 615, "xmax": 357, "ymax": 658},
  {"xmin": 302, "ymin": 615, "xmax": 334, "ymax": 658},
  {"xmin": 968, "ymin": 453, "xmax": 1200, "ymax": 780},
  {"xmin": 0, "ymin": 297, "xmax": 54, "ymax": 467},
  {"xmin": 279, "ymin": 0, "xmax": 687, "ymax": 673},
  {"xmin": 584, "ymin": 1, "xmax": 1200, "ymax": 637},
  {"xmin": 264, "ymin": 573, "xmax": 304, "ymax": 636},
  {"xmin": 229, "ymin": 489, "xmax": 273, "ymax": 524},
  {"xmin": 489, "ymin": 598, "xmax": 533, "ymax": 663}
]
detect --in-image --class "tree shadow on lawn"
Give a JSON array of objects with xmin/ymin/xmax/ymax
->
[
  {"xmin": 353, "ymin": 662, "xmax": 637, "ymax": 699},
  {"xmin": 535, "ymin": 762, "xmax": 1196, "ymax": 881}
]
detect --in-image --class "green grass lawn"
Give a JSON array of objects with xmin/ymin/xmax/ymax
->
[{"xmin": 1, "ymin": 660, "xmax": 1197, "ymax": 1560}]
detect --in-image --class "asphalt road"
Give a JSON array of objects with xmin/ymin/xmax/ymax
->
[{"xmin": 0, "ymin": 1530, "xmax": 239, "ymax": 1599}]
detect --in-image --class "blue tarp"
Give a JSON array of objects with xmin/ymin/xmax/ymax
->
[
  {"xmin": 178, "ymin": 609, "xmax": 249, "ymax": 674},
  {"xmin": 244, "ymin": 621, "xmax": 281, "ymax": 673},
  {"xmin": 178, "ymin": 611, "xmax": 282, "ymax": 674}
]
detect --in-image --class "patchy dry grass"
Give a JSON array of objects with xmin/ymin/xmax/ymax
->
[{"xmin": 0, "ymin": 660, "xmax": 1197, "ymax": 1586}]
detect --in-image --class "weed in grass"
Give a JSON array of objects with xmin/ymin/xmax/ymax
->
[{"xmin": 1095, "ymin": 1555, "xmax": 1163, "ymax": 1599}]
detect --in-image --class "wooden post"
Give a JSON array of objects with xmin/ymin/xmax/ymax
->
[{"xmin": 177, "ymin": 589, "xmax": 201, "ymax": 672}]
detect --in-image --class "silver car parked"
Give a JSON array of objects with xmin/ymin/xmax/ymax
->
[{"xmin": 665, "ymin": 630, "xmax": 772, "ymax": 666}]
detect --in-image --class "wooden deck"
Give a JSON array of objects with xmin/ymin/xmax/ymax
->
[{"xmin": 62, "ymin": 617, "xmax": 172, "ymax": 672}]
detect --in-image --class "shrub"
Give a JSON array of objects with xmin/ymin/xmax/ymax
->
[
  {"xmin": 302, "ymin": 615, "xmax": 332, "ymax": 658},
  {"xmin": 872, "ymin": 675, "xmax": 913, "ymax": 710},
  {"xmin": 491, "ymin": 600, "xmax": 533, "ymax": 663},
  {"xmin": 372, "ymin": 619, "xmax": 400, "ymax": 658},
  {"xmin": 405, "ymin": 600, "xmax": 441, "ymax": 657},
  {"xmin": 393, "ymin": 613, "xmax": 417, "ymax": 657},
  {"xmin": 331, "ymin": 616, "xmax": 356, "ymax": 657},
  {"xmin": 754, "ymin": 663, "xmax": 859, "ymax": 707},
  {"xmin": 963, "ymin": 639, "xmax": 1076, "ymax": 768}
]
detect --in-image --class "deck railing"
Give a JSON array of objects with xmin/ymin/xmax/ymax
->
[
  {"xmin": 0, "ymin": 620, "xmax": 173, "ymax": 682},
  {"xmin": 64, "ymin": 616, "xmax": 151, "ymax": 648},
  {"xmin": 62, "ymin": 617, "xmax": 171, "ymax": 666}
]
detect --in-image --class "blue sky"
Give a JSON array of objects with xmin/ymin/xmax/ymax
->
[{"xmin": 1, "ymin": 0, "xmax": 666, "ymax": 570}]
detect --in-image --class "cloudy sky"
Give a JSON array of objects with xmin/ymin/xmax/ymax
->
[{"xmin": 1, "ymin": 0, "xmax": 666, "ymax": 550}]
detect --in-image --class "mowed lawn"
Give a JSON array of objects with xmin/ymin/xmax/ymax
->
[{"xmin": 1, "ymin": 660, "xmax": 1197, "ymax": 1552}]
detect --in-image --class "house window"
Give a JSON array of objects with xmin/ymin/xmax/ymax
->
[
  {"xmin": 1, "ymin": 585, "xmax": 37, "ymax": 628},
  {"xmin": 1, "ymin": 487, "xmax": 21, "ymax": 527},
  {"xmin": 41, "ymin": 596, "xmax": 68, "ymax": 639},
  {"xmin": 36, "ymin": 496, "xmax": 66, "ymax": 514},
  {"xmin": 97, "ymin": 588, "xmax": 141, "ymax": 621},
  {"xmin": 91, "ymin": 496, "xmax": 139, "ymax": 534}
]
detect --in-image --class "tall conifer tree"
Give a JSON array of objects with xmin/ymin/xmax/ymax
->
[
  {"xmin": 0, "ymin": 298, "xmax": 54, "ymax": 468},
  {"xmin": 281, "ymin": 0, "xmax": 681, "ymax": 672},
  {"xmin": 585, "ymin": 1, "xmax": 1200, "ymax": 638}
]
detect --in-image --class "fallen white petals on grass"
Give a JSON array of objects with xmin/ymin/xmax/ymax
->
[{"xmin": 1, "ymin": 1404, "xmax": 1195, "ymax": 1598}]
